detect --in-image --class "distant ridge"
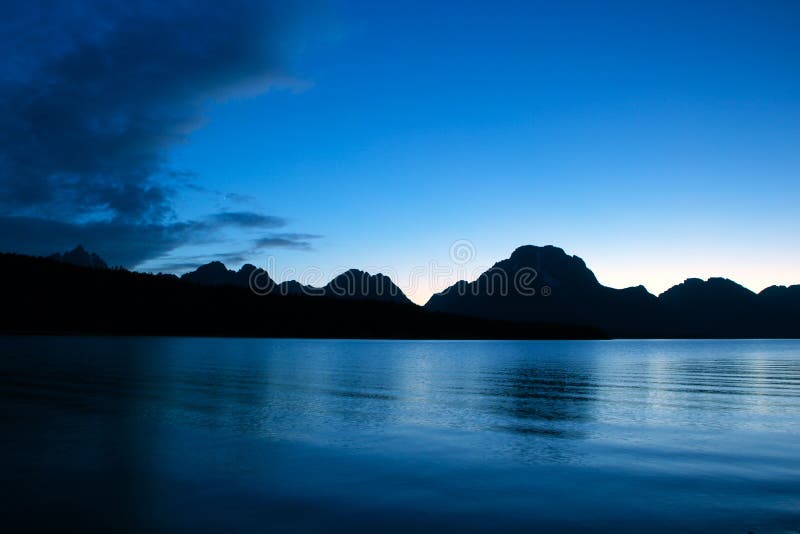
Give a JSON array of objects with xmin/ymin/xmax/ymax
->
[
  {"xmin": 2, "ymin": 244, "xmax": 799, "ymax": 338},
  {"xmin": 0, "ymin": 251, "xmax": 602, "ymax": 340},
  {"xmin": 321, "ymin": 269, "xmax": 413, "ymax": 305},
  {"xmin": 181, "ymin": 263, "xmax": 412, "ymax": 305},
  {"xmin": 48, "ymin": 245, "xmax": 108, "ymax": 269},
  {"xmin": 425, "ymin": 245, "xmax": 660, "ymax": 337},
  {"xmin": 181, "ymin": 261, "xmax": 272, "ymax": 290},
  {"xmin": 425, "ymin": 244, "xmax": 800, "ymax": 338}
]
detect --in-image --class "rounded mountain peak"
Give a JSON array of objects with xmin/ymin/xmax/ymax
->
[{"xmin": 499, "ymin": 244, "xmax": 596, "ymax": 288}]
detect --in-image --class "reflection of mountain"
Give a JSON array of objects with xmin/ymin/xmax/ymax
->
[
  {"xmin": 425, "ymin": 245, "xmax": 800, "ymax": 338},
  {"xmin": 489, "ymin": 364, "xmax": 595, "ymax": 439},
  {"xmin": 1, "ymin": 252, "xmax": 603, "ymax": 340}
]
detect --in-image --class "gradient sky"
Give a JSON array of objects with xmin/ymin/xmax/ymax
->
[{"xmin": 2, "ymin": 1, "xmax": 799, "ymax": 304}]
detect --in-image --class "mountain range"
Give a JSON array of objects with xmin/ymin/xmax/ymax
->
[
  {"xmin": 0, "ymin": 248, "xmax": 600, "ymax": 339},
  {"xmin": 425, "ymin": 245, "xmax": 800, "ymax": 338},
  {"xmin": 180, "ymin": 261, "xmax": 413, "ymax": 305},
  {"xmin": 48, "ymin": 245, "xmax": 109, "ymax": 269},
  {"xmin": 2, "ymin": 244, "xmax": 798, "ymax": 338}
]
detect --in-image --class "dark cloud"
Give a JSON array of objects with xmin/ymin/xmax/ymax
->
[
  {"xmin": 223, "ymin": 193, "xmax": 258, "ymax": 205},
  {"xmin": 140, "ymin": 234, "xmax": 323, "ymax": 273},
  {"xmin": 0, "ymin": 216, "xmax": 202, "ymax": 267},
  {"xmin": 254, "ymin": 233, "xmax": 323, "ymax": 251},
  {"xmin": 270, "ymin": 233, "xmax": 324, "ymax": 240},
  {"xmin": 210, "ymin": 212, "xmax": 287, "ymax": 228},
  {"xmin": 0, "ymin": 1, "xmax": 318, "ymax": 266},
  {"xmin": 0, "ymin": 210, "xmax": 293, "ymax": 266},
  {"xmin": 143, "ymin": 252, "xmax": 254, "ymax": 273}
]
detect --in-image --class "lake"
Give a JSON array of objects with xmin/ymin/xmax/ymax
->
[{"xmin": 1, "ymin": 336, "xmax": 799, "ymax": 532}]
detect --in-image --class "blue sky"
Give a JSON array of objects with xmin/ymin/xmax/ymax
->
[
  {"xmin": 164, "ymin": 1, "xmax": 800, "ymax": 302},
  {"xmin": 2, "ymin": 1, "xmax": 798, "ymax": 303}
]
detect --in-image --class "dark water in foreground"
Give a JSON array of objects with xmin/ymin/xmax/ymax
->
[{"xmin": 1, "ymin": 337, "xmax": 799, "ymax": 533}]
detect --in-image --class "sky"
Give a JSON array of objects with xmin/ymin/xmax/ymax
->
[{"xmin": 1, "ymin": 0, "xmax": 798, "ymax": 304}]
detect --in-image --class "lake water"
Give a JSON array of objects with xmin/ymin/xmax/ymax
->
[{"xmin": 1, "ymin": 337, "xmax": 799, "ymax": 532}]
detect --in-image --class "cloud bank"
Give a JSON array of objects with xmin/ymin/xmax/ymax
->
[{"xmin": 0, "ymin": 0, "xmax": 316, "ymax": 267}]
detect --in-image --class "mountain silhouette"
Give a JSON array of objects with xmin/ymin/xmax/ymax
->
[
  {"xmin": 658, "ymin": 278, "xmax": 800, "ymax": 338},
  {"xmin": 425, "ymin": 245, "xmax": 660, "ymax": 337},
  {"xmin": 658, "ymin": 277, "xmax": 756, "ymax": 337},
  {"xmin": 276, "ymin": 279, "xmax": 311, "ymax": 296},
  {"xmin": 181, "ymin": 261, "xmax": 273, "ymax": 290},
  {"xmin": 425, "ymin": 244, "xmax": 800, "ymax": 338},
  {"xmin": 182, "ymin": 262, "xmax": 412, "ymax": 305},
  {"xmin": 757, "ymin": 284, "xmax": 800, "ymax": 337},
  {"xmin": 321, "ymin": 269, "xmax": 413, "ymax": 305},
  {"xmin": 48, "ymin": 245, "xmax": 108, "ymax": 269},
  {"xmin": 3, "ymin": 244, "xmax": 799, "ymax": 338},
  {"xmin": 0, "ymin": 251, "xmax": 602, "ymax": 339}
]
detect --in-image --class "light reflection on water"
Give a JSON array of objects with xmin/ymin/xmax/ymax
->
[{"xmin": 1, "ymin": 337, "xmax": 799, "ymax": 532}]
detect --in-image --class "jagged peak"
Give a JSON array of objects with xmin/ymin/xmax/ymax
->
[
  {"xmin": 326, "ymin": 269, "xmax": 396, "ymax": 285},
  {"xmin": 201, "ymin": 260, "xmax": 227, "ymax": 268},
  {"xmin": 192, "ymin": 261, "xmax": 230, "ymax": 273},
  {"xmin": 49, "ymin": 245, "xmax": 108, "ymax": 269},
  {"xmin": 659, "ymin": 277, "xmax": 756, "ymax": 300},
  {"xmin": 509, "ymin": 244, "xmax": 567, "ymax": 259},
  {"xmin": 333, "ymin": 268, "xmax": 369, "ymax": 277},
  {"xmin": 331, "ymin": 268, "xmax": 384, "ymax": 279},
  {"xmin": 323, "ymin": 269, "xmax": 410, "ymax": 304},
  {"xmin": 760, "ymin": 284, "xmax": 800, "ymax": 293}
]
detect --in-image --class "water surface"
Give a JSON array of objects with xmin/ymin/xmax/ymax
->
[{"xmin": 1, "ymin": 337, "xmax": 799, "ymax": 532}]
